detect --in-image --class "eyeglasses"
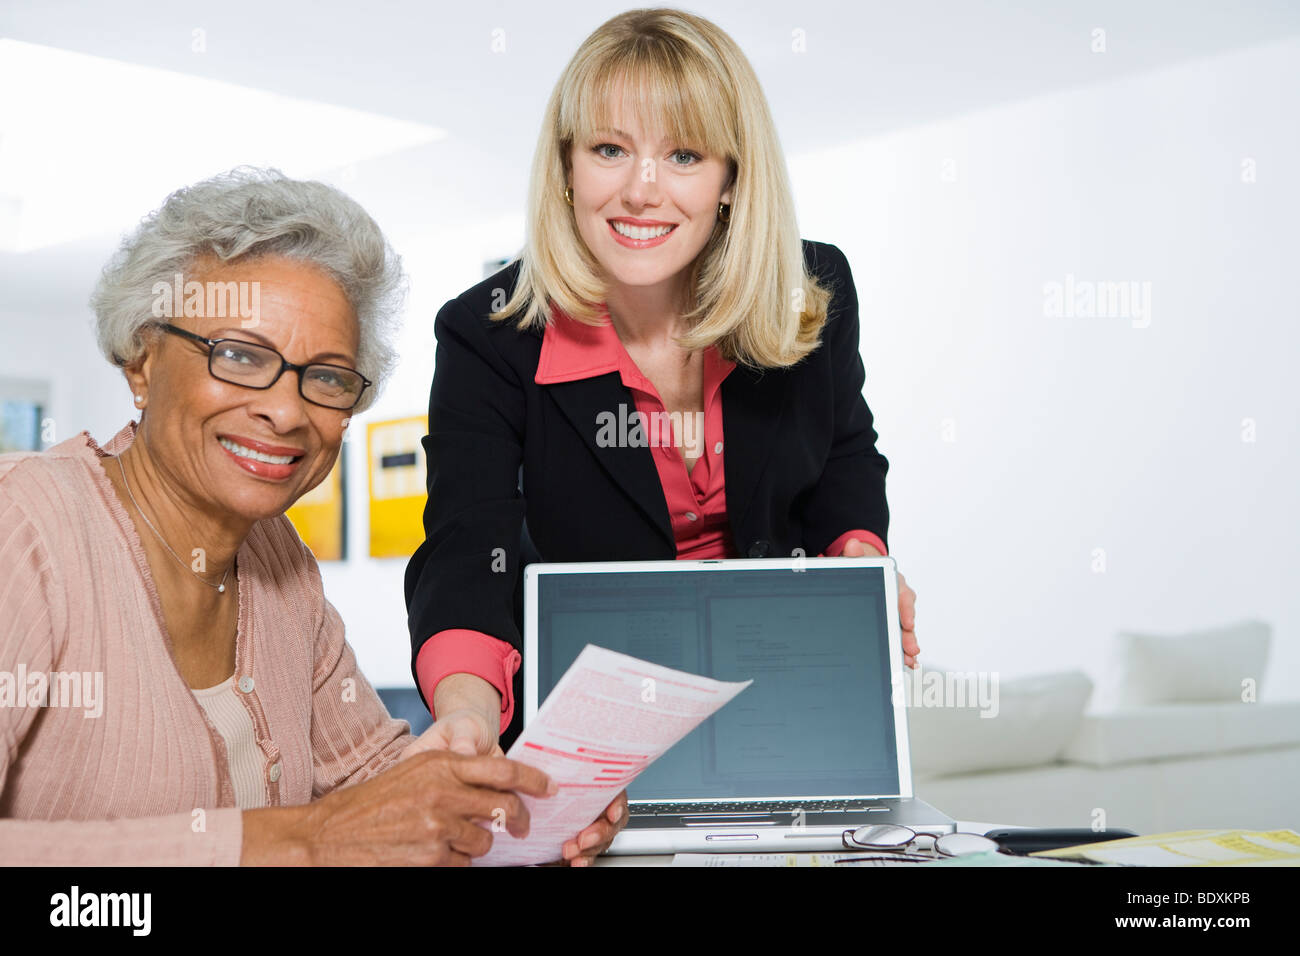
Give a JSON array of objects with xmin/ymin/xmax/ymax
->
[
  {"xmin": 838, "ymin": 824, "xmax": 1002, "ymax": 863},
  {"xmin": 155, "ymin": 322, "xmax": 371, "ymax": 410}
]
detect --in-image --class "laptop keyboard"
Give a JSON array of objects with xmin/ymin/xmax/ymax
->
[{"xmin": 630, "ymin": 800, "xmax": 889, "ymax": 816}]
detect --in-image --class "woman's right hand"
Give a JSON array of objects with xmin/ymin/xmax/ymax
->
[
  {"xmin": 241, "ymin": 750, "xmax": 555, "ymax": 865},
  {"xmin": 414, "ymin": 672, "xmax": 505, "ymax": 757},
  {"xmin": 401, "ymin": 706, "xmax": 503, "ymax": 759}
]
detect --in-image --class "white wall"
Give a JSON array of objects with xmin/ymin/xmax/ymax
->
[
  {"xmin": 0, "ymin": 305, "xmax": 122, "ymax": 447},
  {"xmin": 790, "ymin": 36, "xmax": 1300, "ymax": 704},
  {"xmin": 316, "ymin": 210, "xmax": 525, "ymax": 687}
]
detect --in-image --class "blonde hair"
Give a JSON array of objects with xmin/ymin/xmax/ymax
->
[{"xmin": 493, "ymin": 7, "xmax": 830, "ymax": 368}]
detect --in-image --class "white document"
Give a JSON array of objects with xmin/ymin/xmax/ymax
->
[{"xmin": 474, "ymin": 644, "xmax": 751, "ymax": 867}]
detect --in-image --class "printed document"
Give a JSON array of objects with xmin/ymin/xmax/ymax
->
[{"xmin": 474, "ymin": 644, "xmax": 751, "ymax": 866}]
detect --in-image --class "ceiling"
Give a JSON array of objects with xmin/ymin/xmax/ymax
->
[{"xmin": 3, "ymin": 0, "xmax": 1297, "ymax": 312}]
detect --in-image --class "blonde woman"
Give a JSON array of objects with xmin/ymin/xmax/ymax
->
[{"xmin": 404, "ymin": 8, "xmax": 920, "ymax": 864}]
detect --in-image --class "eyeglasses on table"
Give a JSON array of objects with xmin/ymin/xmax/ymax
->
[{"xmin": 837, "ymin": 824, "xmax": 1002, "ymax": 863}]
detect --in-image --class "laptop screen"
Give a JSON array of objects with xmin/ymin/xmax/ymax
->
[{"xmin": 534, "ymin": 565, "xmax": 901, "ymax": 800}]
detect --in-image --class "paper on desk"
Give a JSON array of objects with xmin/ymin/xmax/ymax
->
[
  {"xmin": 1033, "ymin": 828, "xmax": 1300, "ymax": 866},
  {"xmin": 474, "ymin": 644, "xmax": 751, "ymax": 867}
]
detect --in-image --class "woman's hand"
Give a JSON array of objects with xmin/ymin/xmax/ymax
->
[
  {"xmin": 404, "ymin": 673, "xmax": 505, "ymax": 757},
  {"xmin": 400, "ymin": 707, "xmax": 503, "ymax": 760},
  {"xmin": 559, "ymin": 790, "xmax": 629, "ymax": 866},
  {"xmin": 242, "ymin": 750, "xmax": 556, "ymax": 866},
  {"xmin": 840, "ymin": 538, "xmax": 920, "ymax": 669}
]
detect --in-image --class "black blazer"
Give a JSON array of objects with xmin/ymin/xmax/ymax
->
[{"xmin": 404, "ymin": 239, "xmax": 890, "ymax": 748}]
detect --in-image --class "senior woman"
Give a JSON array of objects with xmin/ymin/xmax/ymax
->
[
  {"xmin": 404, "ymin": 8, "xmax": 921, "ymax": 863},
  {"xmin": 0, "ymin": 167, "xmax": 578, "ymax": 866}
]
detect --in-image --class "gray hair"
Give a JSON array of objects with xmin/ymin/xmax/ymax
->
[{"xmin": 90, "ymin": 166, "xmax": 405, "ymax": 413}]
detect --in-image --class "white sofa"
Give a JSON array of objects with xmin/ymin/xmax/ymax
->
[{"xmin": 905, "ymin": 621, "xmax": 1300, "ymax": 834}]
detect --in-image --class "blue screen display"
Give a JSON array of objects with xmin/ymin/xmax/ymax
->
[{"xmin": 535, "ymin": 566, "xmax": 900, "ymax": 800}]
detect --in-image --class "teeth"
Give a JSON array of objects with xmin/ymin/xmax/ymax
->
[
  {"xmin": 611, "ymin": 221, "xmax": 675, "ymax": 240},
  {"xmin": 220, "ymin": 437, "xmax": 295, "ymax": 465}
]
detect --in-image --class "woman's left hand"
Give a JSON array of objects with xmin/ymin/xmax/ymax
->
[
  {"xmin": 560, "ymin": 790, "xmax": 629, "ymax": 866},
  {"xmin": 841, "ymin": 538, "xmax": 919, "ymax": 668}
]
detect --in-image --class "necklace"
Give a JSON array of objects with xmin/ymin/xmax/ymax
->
[{"xmin": 115, "ymin": 454, "xmax": 232, "ymax": 594}]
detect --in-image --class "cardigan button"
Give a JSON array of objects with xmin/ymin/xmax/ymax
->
[
  {"xmin": 237, "ymin": 676, "xmax": 255, "ymax": 694},
  {"xmin": 268, "ymin": 761, "xmax": 282, "ymax": 783},
  {"xmin": 747, "ymin": 540, "xmax": 771, "ymax": 558}
]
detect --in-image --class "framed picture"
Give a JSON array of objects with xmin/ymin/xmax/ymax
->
[
  {"xmin": 285, "ymin": 453, "xmax": 347, "ymax": 561},
  {"xmin": 366, "ymin": 415, "xmax": 427, "ymax": 559}
]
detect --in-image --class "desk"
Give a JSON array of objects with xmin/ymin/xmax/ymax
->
[{"xmin": 592, "ymin": 820, "xmax": 1023, "ymax": 865}]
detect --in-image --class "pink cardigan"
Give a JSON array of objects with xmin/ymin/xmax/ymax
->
[{"xmin": 0, "ymin": 423, "xmax": 414, "ymax": 865}]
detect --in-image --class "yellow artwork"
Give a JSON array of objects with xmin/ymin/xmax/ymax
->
[
  {"xmin": 286, "ymin": 454, "xmax": 345, "ymax": 561},
  {"xmin": 367, "ymin": 416, "xmax": 428, "ymax": 558}
]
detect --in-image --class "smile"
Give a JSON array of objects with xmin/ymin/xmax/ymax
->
[
  {"xmin": 219, "ymin": 437, "xmax": 297, "ymax": 464},
  {"xmin": 217, "ymin": 435, "xmax": 305, "ymax": 480},
  {"xmin": 608, "ymin": 219, "xmax": 677, "ymax": 248}
]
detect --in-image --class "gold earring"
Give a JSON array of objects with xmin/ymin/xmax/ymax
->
[
  {"xmin": 718, "ymin": 202, "xmax": 730, "ymax": 224},
  {"xmin": 564, "ymin": 186, "xmax": 574, "ymax": 206}
]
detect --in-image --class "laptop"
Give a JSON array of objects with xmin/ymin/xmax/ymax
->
[{"xmin": 524, "ymin": 557, "xmax": 957, "ymax": 854}]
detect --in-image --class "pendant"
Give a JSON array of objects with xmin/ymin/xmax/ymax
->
[{"xmin": 218, "ymin": 584, "xmax": 226, "ymax": 593}]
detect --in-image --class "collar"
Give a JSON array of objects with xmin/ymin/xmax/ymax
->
[
  {"xmin": 47, "ymin": 420, "xmax": 137, "ymax": 460},
  {"xmin": 534, "ymin": 304, "xmax": 735, "ymax": 393}
]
